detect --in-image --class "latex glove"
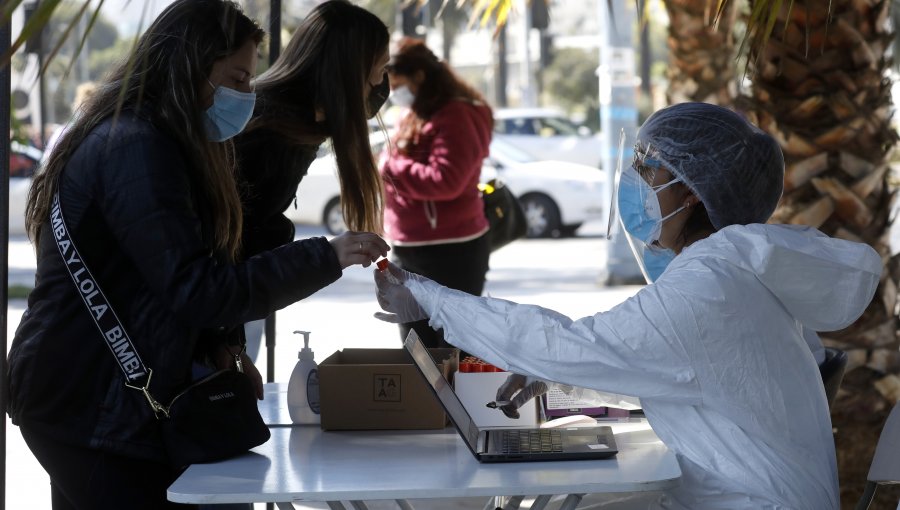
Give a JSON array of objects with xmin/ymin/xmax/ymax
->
[
  {"xmin": 373, "ymin": 261, "xmax": 430, "ymax": 323},
  {"xmin": 329, "ymin": 231, "xmax": 390, "ymax": 269},
  {"xmin": 493, "ymin": 373, "xmax": 549, "ymax": 419}
]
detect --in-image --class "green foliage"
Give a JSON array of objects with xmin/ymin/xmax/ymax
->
[
  {"xmin": 9, "ymin": 112, "xmax": 29, "ymax": 144},
  {"xmin": 46, "ymin": 1, "xmax": 118, "ymax": 53},
  {"xmin": 88, "ymin": 36, "xmax": 136, "ymax": 82},
  {"xmin": 8, "ymin": 285, "xmax": 32, "ymax": 300},
  {"xmin": 542, "ymin": 47, "xmax": 600, "ymax": 114}
]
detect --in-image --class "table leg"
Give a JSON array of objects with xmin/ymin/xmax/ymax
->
[
  {"xmin": 503, "ymin": 495, "xmax": 525, "ymax": 510},
  {"xmin": 327, "ymin": 501, "xmax": 349, "ymax": 510},
  {"xmin": 396, "ymin": 499, "xmax": 416, "ymax": 510},
  {"xmin": 277, "ymin": 503, "xmax": 296, "ymax": 510},
  {"xmin": 530, "ymin": 495, "xmax": 553, "ymax": 510},
  {"xmin": 350, "ymin": 501, "xmax": 370, "ymax": 510},
  {"xmin": 557, "ymin": 494, "xmax": 585, "ymax": 510}
]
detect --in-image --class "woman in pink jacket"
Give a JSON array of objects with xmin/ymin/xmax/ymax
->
[{"xmin": 380, "ymin": 38, "xmax": 493, "ymax": 349}]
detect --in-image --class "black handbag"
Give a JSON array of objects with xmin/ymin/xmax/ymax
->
[
  {"xmin": 51, "ymin": 191, "xmax": 270, "ymax": 467},
  {"xmin": 480, "ymin": 178, "xmax": 527, "ymax": 252},
  {"xmin": 159, "ymin": 368, "xmax": 270, "ymax": 466}
]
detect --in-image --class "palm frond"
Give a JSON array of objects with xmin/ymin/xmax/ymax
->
[
  {"xmin": 1, "ymin": 0, "xmax": 63, "ymax": 63},
  {"xmin": 39, "ymin": 0, "xmax": 93, "ymax": 80}
]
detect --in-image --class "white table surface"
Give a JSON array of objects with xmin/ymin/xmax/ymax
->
[{"xmin": 168, "ymin": 384, "xmax": 681, "ymax": 506}]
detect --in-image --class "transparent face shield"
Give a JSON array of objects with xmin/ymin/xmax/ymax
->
[{"xmin": 607, "ymin": 132, "xmax": 682, "ymax": 284}]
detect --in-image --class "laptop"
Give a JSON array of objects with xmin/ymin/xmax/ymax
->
[{"xmin": 404, "ymin": 331, "xmax": 618, "ymax": 463}]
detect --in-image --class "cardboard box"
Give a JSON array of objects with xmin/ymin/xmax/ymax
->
[
  {"xmin": 454, "ymin": 371, "xmax": 538, "ymax": 428},
  {"xmin": 318, "ymin": 348, "xmax": 458, "ymax": 431}
]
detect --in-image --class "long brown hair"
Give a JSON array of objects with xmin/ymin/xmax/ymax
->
[
  {"xmin": 26, "ymin": 0, "xmax": 264, "ymax": 260},
  {"xmin": 388, "ymin": 37, "xmax": 490, "ymax": 151},
  {"xmin": 246, "ymin": 0, "xmax": 389, "ymax": 233}
]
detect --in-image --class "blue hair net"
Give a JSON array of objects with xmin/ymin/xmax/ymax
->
[{"xmin": 636, "ymin": 102, "xmax": 784, "ymax": 230}]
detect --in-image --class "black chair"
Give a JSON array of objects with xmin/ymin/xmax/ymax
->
[{"xmin": 818, "ymin": 347, "xmax": 848, "ymax": 409}]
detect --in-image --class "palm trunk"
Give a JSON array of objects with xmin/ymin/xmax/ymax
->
[
  {"xmin": 664, "ymin": 0, "xmax": 738, "ymax": 105},
  {"xmin": 741, "ymin": 0, "xmax": 900, "ymax": 507}
]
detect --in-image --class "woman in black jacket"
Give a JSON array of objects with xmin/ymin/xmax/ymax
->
[
  {"xmin": 234, "ymin": 0, "xmax": 390, "ymax": 361},
  {"xmin": 7, "ymin": 1, "xmax": 388, "ymax": 508},
  {"xmin": 235, "ymin": 0, "xmax": 391, "ymax": 258}
]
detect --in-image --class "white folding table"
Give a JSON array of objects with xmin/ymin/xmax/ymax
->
[{"xmin": 167, "ymin": 384, "xmax": 680, "ymax": 509}]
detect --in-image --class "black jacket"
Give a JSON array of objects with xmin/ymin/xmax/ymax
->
[
  {"xmin": 7, "ymin": 113, "xmax": 341, "ymax": 462},
  {"xmin": 234, "ymin": 125, "xmax": 319, "ymax": 257}
]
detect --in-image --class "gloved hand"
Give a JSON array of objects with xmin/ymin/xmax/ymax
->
[
  {"xmin": 493, "ymin": 373, "xmax": 549, "ymax": 419},
  {"xmin": 373, "ymin": 261, "xmax": 430, "ymax": 324}
]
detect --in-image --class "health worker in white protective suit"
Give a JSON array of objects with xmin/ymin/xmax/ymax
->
[{"xmin": 373, "ymin": 102, "xmax": 882, "ymax": 510}]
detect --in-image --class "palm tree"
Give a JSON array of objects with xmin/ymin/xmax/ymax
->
[
  {"xmin": 663, "ymin": 0, "xmax": 739, "ymax": 105},
  {"xmin": 737, "ymin": 1, "xmax": 899, "ymax": 506}
]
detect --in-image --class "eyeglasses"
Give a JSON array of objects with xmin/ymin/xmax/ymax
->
[{"xmin": 632, "ymin": 152, "xmax": 662, "ymax": 183}]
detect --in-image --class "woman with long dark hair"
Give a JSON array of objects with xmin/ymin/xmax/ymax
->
[
  {"xmin": 235, "ymin": 0, "xmax": 390, "ymax": 258},
  {"xmin": 379, "ymin": 37, "xmax": 493, "ymax": 349},
  {"xmin": 8, "ymin": 1, "xmax": 387, "ymax": 507},
  {"xmin": 234, "ymin": 0, "xmax": 390, "ymax": 360}
]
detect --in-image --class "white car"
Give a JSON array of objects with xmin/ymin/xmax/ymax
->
[
  {"xmin": 494, "ymin": 108, "xmax": 603, "ymax": 170},
  {"xmin": 8, "ymin": 141, "xmax": 43, "ymax": 236},
  {"xmin": 285, "ymin": 135, "xmax": 606, "ymax": 239},
  {"xmin": 485, "ymin": 138, "xmax": 605, "ymax": 238}
]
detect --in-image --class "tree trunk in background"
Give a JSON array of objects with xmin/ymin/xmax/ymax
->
[
  {"xmin": 664, "ymin": 0, "xmax": 738, "ymax": 105},
  {"xmin": 741, "ymin": 0, "xmax": 900, "ymax": 507}
]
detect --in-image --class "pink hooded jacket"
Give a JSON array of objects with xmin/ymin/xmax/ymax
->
[{"xmin": 380, "ymin": 99, "xmax": 493, "ymax": 245}]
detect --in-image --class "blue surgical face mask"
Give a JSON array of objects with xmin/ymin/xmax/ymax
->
[
  {"xmin": 642, "ymin": 244, "xmax": 677, "ymax": 283},
  {"xmin": 203, "ymin": 81, "xmax": 256, "ymax": 142},
  {"xmin": 616, "ymin": 164, "xmax": 685, "ymax": 245}
]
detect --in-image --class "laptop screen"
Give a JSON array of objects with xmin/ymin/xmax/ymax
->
[{"xmin": 404, "ymin": 331, "xmax": 482, "ymax": 453}]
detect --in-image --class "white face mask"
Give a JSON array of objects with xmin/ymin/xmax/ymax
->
[{"xmin": 390, "ymin": 85, "xmax": 415, "ymax": 108}]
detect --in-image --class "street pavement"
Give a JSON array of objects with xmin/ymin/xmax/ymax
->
[{"xmin": 4, "ymin": 220, "xmax": 647, "ymax": 509}]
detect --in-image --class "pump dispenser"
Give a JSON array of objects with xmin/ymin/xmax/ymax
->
[{"xmin": 287, "ymin": 330, "xmax": 320, "ymax": 424}]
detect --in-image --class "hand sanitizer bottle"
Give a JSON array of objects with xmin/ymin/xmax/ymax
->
[{"xmin": 288, "ymin": 330, "xmax": 320, "ymax": 425}]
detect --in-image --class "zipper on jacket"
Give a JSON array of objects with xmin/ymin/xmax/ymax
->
[{"xmin": 425, "ymin": 201, "xmax": 437, "ymax": 230}]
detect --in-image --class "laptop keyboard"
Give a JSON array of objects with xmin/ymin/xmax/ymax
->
[{"xmin": 498, "ymin": 429, "xmax": 564, "ymax": 454}]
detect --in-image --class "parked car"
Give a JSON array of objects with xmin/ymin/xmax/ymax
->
[
  {"xmin": 8, "ymin": 141, "xmax": 42, "ymax": 236},
  {"xmin": 493, "ymin": 108, "xmax": 603, "ymax": 169},
  {"xmin": 284, "ymin": 135, "xmax": 605, "ymax": 239},
  {"xmin": 485, "ymin": 138, "xmax": 605, "ymax": 238}
]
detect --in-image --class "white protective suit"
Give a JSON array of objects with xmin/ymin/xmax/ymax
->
[{"xmin": 402, "ymin": 224, "xmax": 881, "ymax": 510}]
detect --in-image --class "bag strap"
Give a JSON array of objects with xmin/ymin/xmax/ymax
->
[{"xmin": 50, "ymin": 191, "xmax": 170, "ymax": 417}]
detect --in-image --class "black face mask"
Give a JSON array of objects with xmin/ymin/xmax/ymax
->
[{"xmin": 367, "ymin": 73, "xmax": 390, "ymax": 119}]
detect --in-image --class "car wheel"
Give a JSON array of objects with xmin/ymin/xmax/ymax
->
[
  {"xmin": 322, "ymin": 197, "xmax": 347, "ymax": 235},
  {"xmin": 520, "ymin": 194, "xmax": 561, "ymax": 238}
]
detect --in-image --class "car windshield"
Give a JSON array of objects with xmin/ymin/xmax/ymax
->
[
  {"xmin": 490, "ymin": 139, "xmax": 535, "ymax": 164},
  {"xmin": 496, "ymin": 114, "xmax": 584, "ymax": 137},
  {"xmin": 537, "ymin": 117, "xmax": 582, "ymax": 136}
]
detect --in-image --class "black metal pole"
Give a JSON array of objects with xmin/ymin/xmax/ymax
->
[
  {"xmin": 262, "ymin": 0, "xmax": 282, "ymax": 390},
  {"xmin": 262, "ymin": 0, "xmax": 281, "ymax": 387},
  {"xmin": 265, "ymin": 11, "xmax": 281, "ymax": 510},
  {"xmin": 1, "ymin": 9, "xmax": 13, "ymax": 510}
]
